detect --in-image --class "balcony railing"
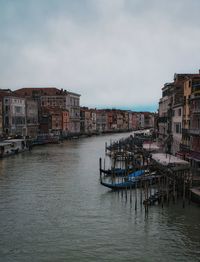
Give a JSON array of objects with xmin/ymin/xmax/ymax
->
[
  {"xmin": 189, "ymin": 129, "xmax": 200, "ymax": 135},
  {"xmin": 180, "ymin": 143, "xmax": 190, "ymax": 151},
  {"xmin": 182, "ymin": 128, "xmax": 189, "ymax": 134},
  {"xmin": 190, "ymin": 93, "xmax": 200, "ymax": 100},
  {"xmin": 158, "ymin": 116, "xmax": 168, "ymax": 123},
  {"xmin": 191, "ymin": 107, "xmax": 200, "ymax": 113}
]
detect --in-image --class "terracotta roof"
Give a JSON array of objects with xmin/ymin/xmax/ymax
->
[
  {"xmin": 0, "ymin": 90, "xmax": 23, "ymax": 98},
  {"xmin": 14, "ymin": 87, "xmax": 66, "ymax": 96}
]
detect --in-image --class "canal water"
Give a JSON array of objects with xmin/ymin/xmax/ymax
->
[{"xmin": 0, "ymin": 133, "xmax": 199, "ymax": 262}]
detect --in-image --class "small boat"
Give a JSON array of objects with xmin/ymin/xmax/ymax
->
[
  {"xmin": 100, "ymin": 167, "xmax": 133, "ymax": 176},
  {"xmin": 100, "ymin": 169, "xmax": 145, "ymax": 190},
  {"xmin": 33, "ymin": 134, "xmax": 60, "ymax": 145},
  {"xmin": 0, "ymin": 139, "xmax": 30, "ymax": 158},
  {"xmin": 127, "ymin": 169, "xmax": 146, "ymax": 180},
  {"xmin": 100, "ymin": 179, "xmax": 138, "ymax": 190}
]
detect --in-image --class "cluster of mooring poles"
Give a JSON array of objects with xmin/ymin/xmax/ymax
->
[{"xmin": 99, "ymin": 133, "xmax": 192, "ymax": 212}]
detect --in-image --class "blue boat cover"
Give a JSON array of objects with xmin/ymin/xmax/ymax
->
[{"xmin": 128, "ymin": 169, "xmax": 145, "ymax": 179}]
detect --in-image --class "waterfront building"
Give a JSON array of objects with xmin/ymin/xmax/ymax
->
[
  {"xmin": 25, "ymin": 98, "xmax": 39, "ymax": 138},
  {"xmin": 15, "ymin": 87, "xmax": 81, "ymax": 136},
  {"xmin": 180, "ymin": 77, "xmax": 192, "ymax": 159},
  {"xmin": 171, "ymin": 76, "xmax": 184, "ymax": 155},
  {"xmin": 190, "ymin": 77, "xmax": 200, "ymax": 175},
  {"xmin": 3, "ymin": 95, "xmax": 26, "ymax": 136},
  {"xmin": 128, "ymin": 111, "xmax": 133, "ymax": 131},
  {"xmin": 158, "ymin": 83, "xmax": 173, "ymax": 153},
  {"xmin": 122, "ymin": 111, "xmax": 129, "ymax": 130},
  {"xmin": 91, "ymin": 109, "xmax": 97, "ymax": 133},
  {"xmin": 80, "ymin": 107, "xmax": 93, "ymax": 134},
  {"xmin": 171, "ymin": 73, "xmax": 200, "ymax": 155},
  {"xmin": 106, "ymin": 110, "xmax": 114, "ymax": 131},
  {"xmin": 39, "ymin": 107, "xmax": 69, "ymax": 136},
  {"xmin": 116, "ymin": 110, "xmax": 123, "ymax": 130},
  {"xmin": 132, "ymin": 112, "xmax": 139, "ymax": 130},
  {"xmin": 66, "ymin": 91, "xmax": 81, "ymax": 134},
  {"xmin": 62, "ymin": 110, "xmax": 70, "ymax": 137},
  {"xmin": 143, "ymin": 112, "xmax": 155, "ymax": 129},
  {"xmin": 96, "ymin": 110, "xmax": 107, "ymax": 132},
  {"xmin": 0, "ymin": 99, "xmax": 3, "ymax": 136},
  {"xmin": 106, "ymin": 109, "xmax": 117, "ymax": 131},
  {"xmin": 157, "ymin": 70, "xmax": 200, "ymax": 178},
  {"xmin": 139, "ymin": 113, "xmax": 145, "ymax": 129}
]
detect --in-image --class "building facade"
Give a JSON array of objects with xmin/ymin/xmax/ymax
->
[
  {"xmin": 0, "ymin": 99, "xmax": 3, "ymax": 136},
  {"xmin": 26, "ymin": 98, "xmax": 38, "ymax": 138},
  {"xmin": 96, "ymin": 110, "xmax": 107, "ymax": 132},
  {"xmin": 190, "ymin": 77, "xmax": 200, "ymax": 175},
  {"xmin": 66, "ymin": 92, "xmax": 81, "ymax": 134},
  {"xmin": 3, "ymin": 96, "xmax": 26, "ymax": 136},
  {"xmin": 15, "ymin": 87, "xmax": 81, "ymax": 136}
]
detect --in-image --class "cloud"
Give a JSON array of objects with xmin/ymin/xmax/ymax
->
[{"xmin": 0, "ymin": 0, "xmax": 200, "ymax": 110}]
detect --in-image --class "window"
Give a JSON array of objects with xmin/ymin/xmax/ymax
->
[
  {"xmin": 15, "ymin": 106, "xmax": 22, "ymax": 113},
  {"xmin": 5, "ymin": 105, "xmax": 9, "ymax": 112},
  {"xmin": 174, "ymin": 123, "xmax": 181, "ymax": 134}
]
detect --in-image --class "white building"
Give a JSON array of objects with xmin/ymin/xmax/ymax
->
[
  {"xmin": 3, "ymin": 96, "xmax": 26, "ymax": 136},
  {"xmin": 66, "ymin": 92, "xmax": 81, "ymax": 134}
]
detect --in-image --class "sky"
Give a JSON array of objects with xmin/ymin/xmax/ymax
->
[{"xmin": 0, "ymin": 0, "xmax": 200, "ymax": 112}]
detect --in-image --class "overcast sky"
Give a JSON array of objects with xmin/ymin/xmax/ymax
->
[{"xmin": 1, "ymin": 0, "xmax": 200, "ymax": 111}]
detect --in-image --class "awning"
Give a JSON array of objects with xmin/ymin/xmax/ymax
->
[
  {"xmin": 176, "ymin": 151, "xmax": 185, "ymax": 156},
  {"xmin": 190, "ymin": 151, "xmax": 200, "ymax": 162}
]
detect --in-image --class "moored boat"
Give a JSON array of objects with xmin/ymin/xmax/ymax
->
[
  {"xmin": 0, "ymin": 139, "xmax": 30, "ymax": 158},
  {"xmin": 100, "ymin": 167, "xmax": 133, "ymax": 176},
  {"xmin": 100, "ymin": 180, "xmax": 137, "ymax": 190},
  {"xmin": 100, "ymin": 169, "xmax": 145, "ymax": 190}
]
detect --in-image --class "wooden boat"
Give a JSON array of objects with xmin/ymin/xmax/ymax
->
[
  {"xmin": 100, "ymin": 169, "xmax": 158, "ymax": 190},
  {"xmin": 127, "ymin": 169, "xmax": 146, "ymax": 179},
  {"xmin": 100, "ymin": 167, "xmax": 133, "ymax": 176},
  {"xmin": 100, "ymin": 179, "xmax": 138, "ymax": 190},
  {"xmin": 100, "ymin": 169, "xmax": 145, "ymax": 190}
]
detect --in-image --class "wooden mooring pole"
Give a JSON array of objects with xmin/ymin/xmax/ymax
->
[{"xmin": 99, "ymin": 158, "xmax": 102, "ymax": 183}]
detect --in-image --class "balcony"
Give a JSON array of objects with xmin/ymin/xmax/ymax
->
[
  {"xmin": 192, "ymin": 83, "xmax": 200, "ymax": 92},
  {"xmin": 189, "ymin": 129, "xmax": 200, "ymax": 135},
  {"xmin": 158, "ymin": 116, "xmax": 168, "ymax": 123},
  {"xmin": 180, "ymin": 143, "xmax": 190, "ymax": 151},
  {"xmin": 190, "ymin": 93, "xmax": 200, "ymax": 100},
  {"xmin": 182, "ymin": 128, "xmax": 189, "ymax": 135},
  {"xmin": 191, "ymin": 107, "xmax": 200, "ymax": 114}
]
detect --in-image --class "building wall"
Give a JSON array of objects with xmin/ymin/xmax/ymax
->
[
  {"xmin": 117, "ymin": 111, "xmax": 123, "ymax": 129},
  {"xmin": 172, "ymin": 106, "xmax": 183, "ymax": 155},
  {"xmin": 66, "ymin": 92, "xmax": 80, "ymax": 134},
  {"xmin": 51, "ymin": 112, "xmax": 62, "ymax": 134},
  {"xmin": 80, "ymin": 108, "xmax": 91, "ymax": 134},
  {"xmin": 181, "ymin": 79, "xmax": 192, "ymax": 153},
  {"xmin": 15, "ymin": 87, "xmax": 81, "ymax": 135},
  {"xmin": 62, "ymin": 111, "xmax": 70, "ymax": 135},
  {"xmin": 139, "ymin": 113, "xmax": 145, "ymax": 129},
  {"xmin": 91, "ymin": 111, "xmax": 96, "ymax": 132},
  {"xmin": 0, "ymin": 100, "xmax": 2, "ymax": 135},
  {"xmin": 3, "ymin": 96, "xmax": 26, "ymax": 136},
  {"xmin": 40, "ymin": 96, "xmax": 66, "ymax": 109},
  {"xmin": 132, "ymin": 113, "xmax": 139, "ymax": 130},
  {"xmin": 26, "ymin": 98, "xmax": 38, "ymax": 138},
  {"xmin": 128, "ymin": 112, "xmax": 132, "ymax": 130},
  {"xmin": 96, "ymin": 110, "xmax": 107, "ymax": 132}
]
